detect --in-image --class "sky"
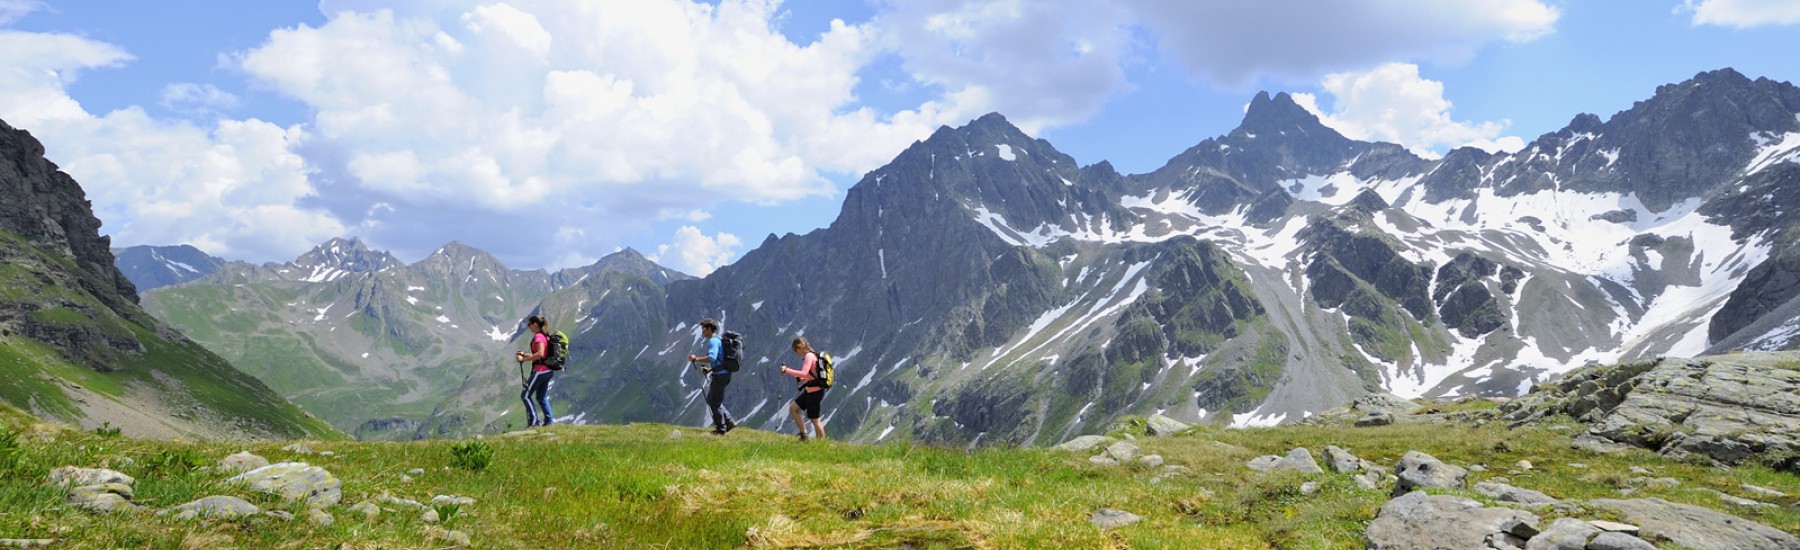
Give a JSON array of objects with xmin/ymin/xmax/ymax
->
[{"xmin": 1, "ymin": 0, "xmax": 1797, "ymax": 276}]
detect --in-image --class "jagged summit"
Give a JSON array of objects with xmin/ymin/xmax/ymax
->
[{"xmin": 292, "ymin": 236, "xmax": 401, "ymax": 282}]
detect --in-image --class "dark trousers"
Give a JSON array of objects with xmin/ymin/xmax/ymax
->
[
  {"xmin": 706, "ymin": 374, "xmax": 735, "ymax": 429},
  {"xmin": 521, "ymin": 370, "xmax": 554, "ymax": 426}
]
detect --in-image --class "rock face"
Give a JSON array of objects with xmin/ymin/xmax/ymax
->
[
  {"xmin": 112, "ymin": 245, "xmax": 226, "ymax": 292},
  {"xmin": 1500, "ymin": 355, "xmax": 1800, "ymax": 466},
  {"xmin": 1589, "ymin": 498, "xmax": 1800, "ymax": 550},
  {"xmin": 1393, "ymin": 451, "xmax": 1467, "ymax": 495},
  {"xmin": 1365, "ymin": 492, "xmax": 1541, "ymax": 550},
  {"xmin": 227, "ymin": 463, "xmax": 341, "ymax": 507}
]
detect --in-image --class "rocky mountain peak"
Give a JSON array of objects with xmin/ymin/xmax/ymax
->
[
  {"xmin": 1233, "ymin": 91, "xmax": 1343, "ymax": 143},
  {"xmin": 291, "ymin": 237, "xmax": 400, "ymax": 282},
  {"xmin": 0, "ymin": 118, "xmax": 139, "ymax": 306}
]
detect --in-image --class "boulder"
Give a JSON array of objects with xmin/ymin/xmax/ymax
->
[
  {"xmin": 1103, "ymin": 442, "xmax": 1140, "ymax": 462},
  {"xmin": 1057, "ymin": 435, "xmax": 1114, "ymax": 452},
  {"xmin": 1138, "ymin": 455, "xmax": 1164, "ymax": 468},
  {"xmin": 1590, "ymin": 498, "xmax": 1800, "ymax": 550},
  {"xmin": 218, "ymin": 451, "xmax": 270, "ymax": 474},
  {"xmin": 1365, "ymin": 492, "xmax": 1540, "ymax": 550},
  {"xmin": 1525, "ymin": 518, "xmax": 1601, "ymax": 550},
  {"xmin": 1087, "ymin": 509, "xmax": 1143, "ymax": 529},
  {"xmin": 1247, "ymin": 455, "xmax": 1281, "ymax": 472},
  {"xmin": 66, "ymin": 484, "xmax": 137, "ymax": 513},
  {"xmin": 1394, "ymin": 451, "xmax": 1467, "ymax": 495},
  {"xmin": 1498, "ymin": 356, "xmax": 1800, "ymax": 466},
  {"xmin": 227, "ymin": 463, "xmax": 341, "ymax": 507},
  {"xmin": 1323, "ymin": 446, "xmax": 1363, "ymax": 474},
  {"xmin": 47, "ymin": 467, "xmax": 131, "ymax": 488},
  {"xmin": 1271, "ymin": 448, "xmax": 1323, "ymax": 474},
  {"xmin": 1474, "ymin": 481, "xmax": 1560, "ymax": 505},
  {"xmin": 165, "ymin": 496, "xmax": 260, "ymax": 520},
  {"xmin": 422, "ymin": 509, "xmax": 440, "ymax": 524},
  {"xmin": 1356, "ymin": 412, "xmax": 1396, "ymax": 427},
  {"xmin": 1145, "ymin": 414, "xmax": 1191, "ymax": 436},
  {"xmin": 1586, "ymin": 532, "xmax": 1658, "ymax": 550}
]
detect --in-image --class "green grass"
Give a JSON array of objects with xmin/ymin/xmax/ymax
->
[{"xmin": 3, "ymin": 403, "xmax": 1793, "ymax": 549}]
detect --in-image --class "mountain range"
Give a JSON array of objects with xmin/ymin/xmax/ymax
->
[{"xmin": 130, "ymin": 68, "xmax": 1800, "ymax": 445}]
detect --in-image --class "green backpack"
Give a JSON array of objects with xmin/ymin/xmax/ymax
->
[{"xmin": 545, "ymin": 331, "xmax": 569, "ymax": 370}]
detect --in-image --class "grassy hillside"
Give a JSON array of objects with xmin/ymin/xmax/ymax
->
[
  {"xmin": 0, "ymin": 230, "xmax": 339, "ymax": 441},
  {"xmin": 2, "ymin": 401, "xmax": 1794, "ymax": 548}
]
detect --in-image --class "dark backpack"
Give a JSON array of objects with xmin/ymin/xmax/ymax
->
[
  {"xmin": 719, "ymin": 331, "xmax": 744, "ymax": 372},
  {"xmin": 806, "ymin": 351, "xmax": 835, "ymax": 390},
  {"xmin": 545, "ymin": 331, "xmax": 569, "ymax": 370}
]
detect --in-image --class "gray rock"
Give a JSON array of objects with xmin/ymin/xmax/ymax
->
[
  {"xmin": 227, "ymin": 463, "xmax": 341, "ymax": 507},
  {"xmin": 399, "ymin": 474, "xmax": 413, "ymax": 483},
  {"xmin": 1586, "ymin": 532, "xmax": 1658, "ymax": 550},
  {"xmin": 1626, "ymin": 477, "xmax": 1679, "ymax": 489},
  {"xmin": 1498, "ymin": 357, "xmax": 1800, "ymax": 467},
  {"xmin": 264, "ymin": 511, "xmax": 295, "ymax": 521},
  {"xmin": 669, "ymin": 429, "xmax": 682, "ymax": 440},
  {"xmin": 308, "ymin": 509, "xmax": 335, "ymax": 527},
  {"xmin": 1103, "ymin": 442, "xmax": 1140, "ymax": 462},
  {"xmin": 1365, "ymin": 492, "xmax": 1541, "ymax": 550},
  {"xmin": 379, "ymin": 494, "xmax": 426, "ymax": 510},
  {"xmin": 218, "ymin": 451, "xmax": 270, "ymax": 474},
  {"xmin": 1468, "ymin": 464, "xmax": 1488, "ymax": 472},
  {"xmin": 421, "ymin": 509, "xmax": 440, "ymax": 524},
  {"xmin": 1525, "ymin": 518, "xmax": 1600, "ymax": 550},
  {"xmin": 282, "ymin": 443, "xmax": 314, "ymax": 455},
  {"xmin": 1741, "ymin": 484, "xmax": 1787, "ymax": 498},
  {"xmin": 1627, "ymin": 466, "xmax": 1651, "ymax": 475},
  {"xmin": 47, "ymin": 466, "xmax": 131, "ymax": 488},
  {"xmin": 1145, "ymin": 414, "xmax": 1191, "ymax": 436},
  {"xmin": 66, "ymin": 483, "xmax": 137, "ymax": 513},
  {"xmin": 1323, "ymin": 446, "xmax": 1363, "ymax": 474},
  {"xmin": 1271, "ymin": 447, "xmax": 1323, "ymax": 473},
  {"xmin": 1055, "ymin": 435, "xmax": 1114, "ymax": 452},
  {"xmin": 1301, "ymin": 481, "xmax": 1320, "ymax": 495},
  {"xmin": 442, "ymin": 530, "xmax": 472, "ymax": 547},
  {"xmin": 1515, "ymin": 460, "xmax": 1533, "ymax": 470},
  {"xmin": 1475, "ymin": 481, "xmax": 1560, "ymax": 505},
  {"xmin": 0, "ymin": 540, "xmax": 57, "ymax": 548},
  {"xmin": 1591, "ymin": 497, "xmax": 1800, "ymax": 550},
  {"xmin": 1354, "ymin": 469, "xmax": 1384, "ymax": 490},
  {"xmin": 165, "ymin": 496, "xmax": 260, "ymax": 520},
  {"xmin": 1569, "ymin": 463, "xmax": 1587, "ymax": 469},
  {"xmin": 1356, "ymin": 412, "xmax": 1396, "ymax": 427},
  {"xmin": 318, "ymin": 451, "xmax": 335, "ymax": 457},
  {"xmin": 1138, "ymin": 454, "xmax": 1164, "ymax": 468},
  {"xmin": 1087, "ymin": 509, "xmax": 1142, "ymax": 529},
  {"xmin": 1247, "ymin": 455, "xmax": 1281, "ymax": 472},
  {"xmin": 1394, "ymin": 451, "xmax": 1467, "ymax": 495},
  {"xmin": 1707, "ymin": 489, "xmax": 1777, "ymax": 508},
  {"xmin": 350, "ymin": 502, "xmax": 380, "ymax": 519},
  {"xmin": 407, "ymin": 468, "xmax": 426, "ymax": 476},
  {"xmin": 431, "ymin": 495, "xmax": 476, "ymax": 507},
  {"xmin": 1088, "ymin": 455, "xmax": 1120, "ymax": 466},
  {"xmin": 1571, "ymin": 433, "xmax": 1631, "ymax": 453},
  {"xmin": 1588, "ymin": 520, "xmax": 1639, "ymax": 533},
  {"xmin": 1149, "ymin": 465, "xmax": 1189, "ymax": 484}
]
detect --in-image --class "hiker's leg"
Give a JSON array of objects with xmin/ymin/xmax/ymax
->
[
  {"xmin": 714, "ymin": 375, "xmax": 734, "ymax": 426},
  {"xmin": 531, "ymin": 371, "xmax": 554, "ymax": 425},
  {"xmin": 788, "ymin": 400, "xmax": 806, "ymax": 433},
  {"xmin": 810, "ymin": 418, "xmax": 825, "ymax": 440},
  {"xmin": 520, "ymin": 383, "xmax": 538, "ymax": 426},
  {"xmin": 706, "ymin": 376, "xmax": 729, "ymax": 429}
]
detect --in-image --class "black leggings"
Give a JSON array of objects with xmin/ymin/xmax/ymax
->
[{"xmin": 706, "ymin": 374, "xmax": 735, "ymax": 429}]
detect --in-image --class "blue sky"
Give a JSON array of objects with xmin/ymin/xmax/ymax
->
[{"xmin": 1, "ymin": 0, "xmax": 1796, "ymax": 275}]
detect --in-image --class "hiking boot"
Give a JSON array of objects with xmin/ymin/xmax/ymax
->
[
  {"xmin": 797, "ymin": 433, "xmax": 809, "ymax": 442},
  {"xmin": 710, "ymin": 427, "xmax": 727, "ymax": 435},
  {"xmin": 723, "ymin": 420, "xmax": 737, "ymax": 433}
]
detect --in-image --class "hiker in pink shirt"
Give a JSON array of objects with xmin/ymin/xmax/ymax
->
[{"xmin": 779, "ymin": 337, "xmax": 826, "ymax": 441}]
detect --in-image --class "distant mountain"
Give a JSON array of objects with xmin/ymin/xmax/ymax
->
[
  {"xmin": 153, "ymin": 68, "xmax": 1800, "ymax": 446},
  {"xmin": 141, "ymin": 239, "xmax": 690, "ymax": 439},
  {"xmin": 113, "ymin": 244, "xmax": 229, "ymax": 291},
  {"xmin": 0, "ymin": 118, "xmax": 338, "ymax": 440}
]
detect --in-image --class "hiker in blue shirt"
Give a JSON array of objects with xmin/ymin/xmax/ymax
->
[{"xmin": 686, "ymin": 318, "xmax": 737, "ymax": 435}]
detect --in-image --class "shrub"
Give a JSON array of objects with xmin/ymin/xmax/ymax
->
[
  {"xmin": 143, "ymin": 448, "xmax": 206, "ymax": 475},
  {"xmin": 450, "ymin": 440, "xmax": 494, "ymax": 472},
  {"xmin": 92, "ymin": 421, "xmax": 122, "ymax": 439}
]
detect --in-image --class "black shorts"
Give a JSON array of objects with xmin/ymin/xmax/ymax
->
[{"xmin": 794, "ymin": 390, "xmax": 823, "ymax": 419}]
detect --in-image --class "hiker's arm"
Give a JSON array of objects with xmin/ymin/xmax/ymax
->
[{"xmin": 521, "ymin": 338, "xmax": 546, "ymax": 362}]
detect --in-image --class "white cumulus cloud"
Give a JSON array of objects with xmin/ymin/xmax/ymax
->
[
  {"xmin": 651, "ymin": 226, "xmax": 742, "ymax": 276},
  {"xmin": 1682, "ymin": 0, "xmax": 1800, "ymax": 27},
  {"xmin": 0, "ymin": 0, "xmax": 40, "ymax": 25},
  {"xmin": 160, "ymin": 82, "xmax": 241, "ymax": 115},
  {"xmin": 1292, "ymin": 63, "xmax": 1525, "ymax": 158}
]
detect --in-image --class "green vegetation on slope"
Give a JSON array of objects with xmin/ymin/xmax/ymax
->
[{"xmin": 2, "ymin": 403, "xmax": 1794, "ymax": 549}]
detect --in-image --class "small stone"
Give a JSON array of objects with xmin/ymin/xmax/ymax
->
[
  {"xmin": 1271, "ymin": 448, "xmax": 1323, "ymax": 474},
  {"xmin": 1138, "ymin": 454, "xmax": 1164, "ymax": 468},
  {"xmin": 227, "ymin": 463, "xmax": 341, "ymax": 507},
  {"xmin": 430, "ymin": 495, "xmax": 476, "ymax": 507},
  {"xmin": 669, "ymin": 429, "xmax": 683, "ymax": 440},
  {"xmin": 1628, "ymin": 466, "xmax": 1651, "ymax": 475},
  {"xmin": 442, "ymin": 530, "xmax": 471, "ymax": 547},
  {"xmin": 350, "ymin": 502, "xmax": 380, "ymax": 519},
  {"xmin": 1626, "ymin": 477, "xmax": 1680, "ymax": 489},
  {"xmin": 407, "ymin": 468, "xmax": 426, "ymax": 476},
  {"xmin": 399, "ymin": 475, "xmax": 413, "ymax": 483},
  {"xmin": 1515, "ymin": 460, "xmax": 1533, "ymax": 470},
  {"xmin": 1568, "ymin": 463, "xmax": 1587, "ymax": 469},
  {"xmin": 264, "ymin": 511, "xmax": 295, "ymax": 521},
  {"xmin": 308, "ymin": 509, "xmax": 335, "ymax": 527},
  {"xmin": 218, "ymin": 451, "xmax": 270, "ymax": 474},
  {"xmin": 1323, "ymin": 446, "xmax": 1363, "ymax": 474},
  {"xmin": 1247, "ymin": 455, "xmax": 1281, "ymax": 472},
  {"xmin": 0, "ymin": 539, "xmax": 58, "ymax": 548},
  {"xmin": 1087, "ymin": 509, "xmax": 1142, "ymax": 529},
  {"xmin": 1586, "ymin": 532, "xmax": 1658, "ymax": 550},
  {"xmin": 542, "ymin": 487, "xmax": 558, "ymax": 499},
  {"xmin": 1104, "ymin": 442, "xmax": 1140, "ymax": 462},
  {"xmin": 110, "ymin": 457, "xmax": 134, "ymax": 468},
  {"xmin": 1089, "ymin": 455, "xmax": 1120, "ymax": 466},
  {"xmin": 1145, "ymin": 414, "xmax": 1192, "ymax": 437},
  {"xmin": 1301, "ymin": 481, "xmax": 1321, "ymax": 495},
  {"xmin": 319, "ymin": 451, "xmax": 335, "ymax": 457},
  {"xmin": 1469, "ymin": 464, "xmax": 1488, "ymax": 472},
  {"xmin": 1474, "ymin": 481, "xmax": 1559, "ymax": 505},
  {"xmin": 1588, "ymin": 520, "xmax": 1639, "ymax": 533},
  {"xmin": 379, "ymin": 494, "xmax": 425, "ymax": 510},
  {"xmin": 421, "ymin": 509, "xmax": 440, "ymax": 524},
  {"xmin": 47, "ymin": 467, "xmax": 132, "ymax": 488},
  {"xmin": 1354, "ymin": 470, "xmax": 1383, "ymax": 490},
  {"xmin": 164, "ymin": 496, "xmax": 260, "ymax": 520},
  {"xmin": 1355, "ymin": 412, "xmax": 1395, "ymax": 427},
  {"xmin": 1123, "ymin": 434, "xmax": 1136, "ymax": 441},
  {"xmin": 282, "ymin": 443, "xmax": 314, "ymax": 455},
  {"xmin": 1706, "ymin": 489, "xmax": 1776, "ymax": 508}
]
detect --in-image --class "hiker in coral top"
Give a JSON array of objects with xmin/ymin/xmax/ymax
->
[{"xmin": 779, "ymin": 337, "xmax": 826, "ymax": 441}]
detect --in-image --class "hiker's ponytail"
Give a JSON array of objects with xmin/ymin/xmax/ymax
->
[{"xmin": 527, "ymin": 315, "xmax": 548, "ymax": 332}]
